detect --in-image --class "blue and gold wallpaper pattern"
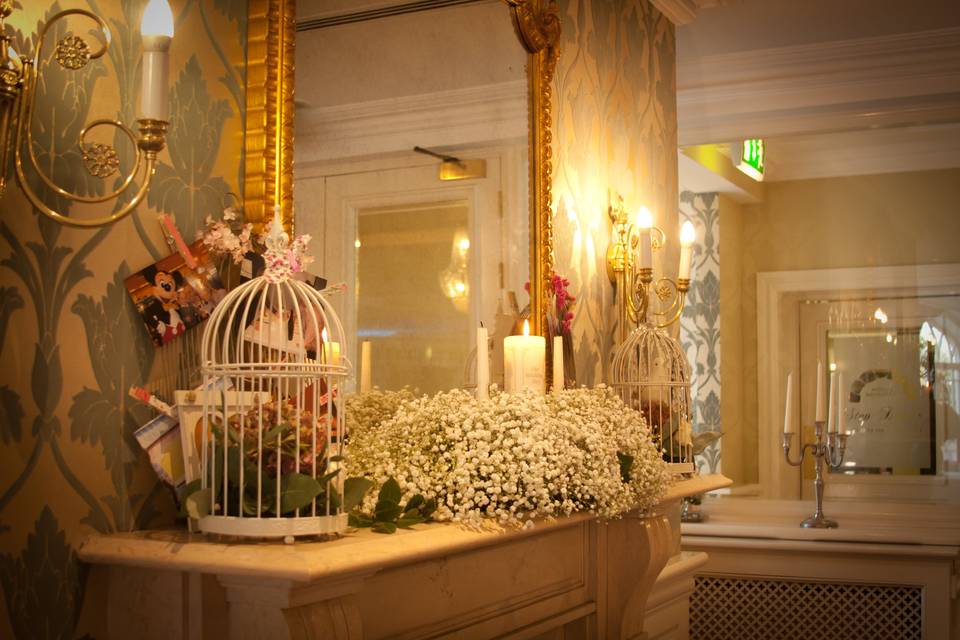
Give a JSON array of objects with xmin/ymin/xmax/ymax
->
[{"xmin": 0, "ymin": 0, "xmax": 247, "ymax": 637}]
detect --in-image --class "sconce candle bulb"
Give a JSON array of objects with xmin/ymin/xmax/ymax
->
[
  {"xmin": 139, "ymin": 0, "xmax": 174, "ymax": 121},
  {"xmin": 637, "ymin": 206, "xmax": 653, "ymax": 269},
  {"xmin": 678, "ymin": 221, "xmax": 695, "ymax": 281}
]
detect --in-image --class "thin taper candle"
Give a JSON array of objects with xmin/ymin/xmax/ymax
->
[
  {"xmin": 815, "ymin": 360, "xmax": 826, "ymax": 423},
  {"xmin": 827, "ymin": 372, "xmax": 837, "ymax": 433},
  {"xmin": 783, "ymin": 372, "xmax": 794, "ymax": 434},
  {"xmin": 476, "ymin": 326, "xmax": 489, "ymax": 400},
  {"xmin": 837, "ymin": 371, "xmax": 846, "ymax": 434},
  {"xmin": 552, "ymin": 335, "xmax": 564, "ymax": 393}
]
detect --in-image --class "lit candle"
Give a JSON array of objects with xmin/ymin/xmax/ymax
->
[
  {"xmin": 139, "ymin": 0, "xmax": 174, "ymax": 121},
  {"xmin": 678, "ymin": 220, "xmax": 695, "ymax": 281},
  {"xmin": 827, "ymin": 371, "xmax": 837, "ymax": 433},
  {"xmin": 321, "ymin": 328, "xmax": 340, "ymax": 366},
  {"xmin": 637, "ymin": 207, "xmax": 653, "ymax": 270},
  {"xmin": 360, "ymin": 340, "xmax": 372, "ymax": 393},
  {"xmin": 476, "ymin": 326, "xmax": 489, "ymax": 400},
  {"xmin": 503, "ymin": 320, "xmax": 545, "ymax": 394},
  {"xmin": 552, "ymin": 335, "xmax": 564, "ymax": 393},
  {"xmin": 783, "ymin": 371, "xmax": 794, "ymax": 434},
  {"xmin": 815, "ymin": 360, "xmax": 826, "ymax": 423}
]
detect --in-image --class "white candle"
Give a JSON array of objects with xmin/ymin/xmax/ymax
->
[
  {"xmin": 783, "ymin": 371, "xmax": 794, "ymax": 434},
  {"xmin": 552, "ymin": 335, "xmax": 564, "ymax": 393},
  {"xmin": 815, "ymin": 360, "xmax": 826, "ymax": 423},
  {"xmin": 678, "ymin": 220, "xmax": 695, "ymax": 281},
  {"xmin": 360, "ymin": 340, "xmax": 372, "ymax": 393},
  {"xmin": 837, "ymin": 371, "xmax": 846, "ymax": 434},
  {"xmin": 637, "ymin": 207, "xmax": 653, "ymax": 269},
  {"xmin": 827, "ymin": 372, "xmax": 837, "ymax": 433},
  {"xmin": 476, "ymin": 326, "xmax": 489, "ymax": 400},
  {"xmin": 503, "ymin": 320, "xmax": 545, "ymax": 394},
  {"xmin": 320, "ymin": 328, "xmax": 340, "ymax": 366},
  {"xmin": 139, "ymin": 0, "xmax": 174, "ymax": 121}
]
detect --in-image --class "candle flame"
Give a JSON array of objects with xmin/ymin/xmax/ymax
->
[
  {"xmin": 141, "ymin": 0, "xmax": 174, "ymax": 37},
  {"xmin": 637, "ymin": 206, "xmax": 653, "ymax": 229},
  {"xmin": 321, "ymin": 327, "xmax": 329, "ymax": 342},
  {"xmin": 522, "ymin": 319, "xmax": 530, "ymax": 337},
  {"xmin": 680, "ymin": 220, "xmax": 696, "ymax": 246}
]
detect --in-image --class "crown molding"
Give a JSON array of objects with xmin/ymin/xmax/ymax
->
[
  {"xmin": 295, "ymin": 80, "xmax": 527, "ymax": 164},
  {"xmin": 678, "ymin": 27, "xmax": 960, "ymax": 145}
]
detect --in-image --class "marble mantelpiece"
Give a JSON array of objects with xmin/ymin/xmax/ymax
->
[{"xmin": 79, "ymin": 474, "xmax": 729, "ymax": 640}]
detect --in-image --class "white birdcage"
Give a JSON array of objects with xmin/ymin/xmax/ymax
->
[
  {"xmin": 611, "ymin": 323, "xmax": 694, "ymax": 475},
  {"xmin": 196, "ymin": 213, "xmax": 350, "ymax": 540}
]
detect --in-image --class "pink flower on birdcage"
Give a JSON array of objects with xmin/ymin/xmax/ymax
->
[{"xmin": 199, "ymin": 207, "xmax": 254, "ymax": 264}]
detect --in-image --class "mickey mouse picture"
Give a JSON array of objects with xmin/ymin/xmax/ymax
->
[{"xmin": 125, "ymin": 241, "xmax": 228, "ymax": 348}]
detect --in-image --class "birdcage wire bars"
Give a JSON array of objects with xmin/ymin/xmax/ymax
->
[
  {"xmin": 197, "ymin": 274, "xmax": 351, "ymax": 539},
  {"xmin": 611, "ymin": 323, "xmax": 695, "ymax": 475}
]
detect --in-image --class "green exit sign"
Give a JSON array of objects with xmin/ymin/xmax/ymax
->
[{"xmin": 736, "ymin": 139, "xmax": 765, "ymax": 181}]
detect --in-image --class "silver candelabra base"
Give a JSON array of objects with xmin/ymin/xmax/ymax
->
[{"xmin": 782, "ymin": 421, "xmax": 849, "ymax": 529}]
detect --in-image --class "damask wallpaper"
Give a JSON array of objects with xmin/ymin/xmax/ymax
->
[
  {"xmin": 679, "ymin": 190, "xmax": 721, "ymax": 474},
  {"xmin": 0, "ymin": 0, "xmax": 247, "ymax": 637},
  {"xmin": 552, "ymin": 0, "xmax": 678, "ymax": 386}
]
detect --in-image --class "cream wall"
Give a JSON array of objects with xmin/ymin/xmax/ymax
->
[{"xmin": 724, "ymin": 168, "xmax": 960, "ymax": 486}]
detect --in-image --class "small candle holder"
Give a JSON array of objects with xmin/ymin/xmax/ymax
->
[{"xmin": 782, "ymin": 422, "xmax": 849, "ymax": 528}]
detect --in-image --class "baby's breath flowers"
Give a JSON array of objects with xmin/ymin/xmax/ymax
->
[{"xmin": 345, "ymin": 386, "xmax": 669, "ymax": 529}]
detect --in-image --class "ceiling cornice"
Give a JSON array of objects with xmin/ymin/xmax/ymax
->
[{"xmin": 678, "ymin": 27, "xmax": 960, "ymax": 145}]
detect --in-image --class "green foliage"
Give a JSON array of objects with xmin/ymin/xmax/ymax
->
[
  {"xmin": 347, "ymin": 478, "xmax": 437, "ymax": 534},
  {"xmin": 617, "ymin": 451, "xmax": 634, "ymax": 483}
]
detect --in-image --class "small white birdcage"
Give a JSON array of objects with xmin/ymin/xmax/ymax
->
[
  {"xmin": 611, "ymin": 323, "xmax": 694, "ymax": 475},
  {"xmin": 196, "ymin": 213, "xmax": 350, "ymax": 539}
]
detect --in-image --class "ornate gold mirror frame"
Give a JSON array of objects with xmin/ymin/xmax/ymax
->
[{"xmin": 242, "ymin": 0, "xmax": 559, "ymax": 336}]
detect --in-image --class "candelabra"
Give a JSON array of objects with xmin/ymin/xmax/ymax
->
[
  {"xmin": 782, "ymin": 422, "xmax": 849, "ymax": 528},
  {"xmin": 0, "ymin": 0, "xmax": 172, "ymax": 228},
  {"xmin": 605, "ymin": 192, "xmax": 693, "ymax": 344}
]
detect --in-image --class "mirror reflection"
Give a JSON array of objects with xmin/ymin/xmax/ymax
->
[{"xmin": 293, "ymin": 1, "xmax": 530, "ymax": 394}]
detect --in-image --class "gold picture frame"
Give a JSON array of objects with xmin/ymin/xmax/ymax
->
[{"xmin": 241, "ymin": 0, "xmax": 559, "ymax": 337}]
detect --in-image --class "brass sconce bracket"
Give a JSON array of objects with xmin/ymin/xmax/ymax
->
[{"xmin": 0, "ymin": 6, "xmax": 169, "ymax": 228}]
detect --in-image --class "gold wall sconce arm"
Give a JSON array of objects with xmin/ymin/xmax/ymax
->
[
  {"xmin": 605, "ymin": 191, "xmax": 691, "ymax": 341},
  {"xmin": 0, "ymin": 3, "xmax": 170, "ymax": 228}
]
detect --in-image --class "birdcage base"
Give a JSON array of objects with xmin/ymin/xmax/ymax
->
[
  {"xmin": 198, "ymin": 513, "xmax": 349, "ymax": 539},
  {"xmin": 667, "ymin": 462, "xmax": 696, "ymax": 476}
]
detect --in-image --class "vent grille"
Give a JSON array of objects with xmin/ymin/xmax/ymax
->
[{"xmin": 690, "ymin": 575, "xmax": 922, "ymax": 640}]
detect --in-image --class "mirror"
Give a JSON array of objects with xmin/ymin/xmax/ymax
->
[{"xmin": 242, "ymin": 0, "xmax": 560, "ymax": 394}]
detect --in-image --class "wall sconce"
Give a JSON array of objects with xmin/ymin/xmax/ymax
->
[
  {"xmin": 0, "ymin": 0, "xmax": 173, "ymax": 228},
  {"xmin": 605, "ymin": 192, "xmax": 693, "ymax": 340}
]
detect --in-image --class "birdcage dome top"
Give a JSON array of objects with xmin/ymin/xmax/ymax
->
[
  {"xmin": 611, "ymin": 322, "xmax": 690, "ymax": 386},
  {"xmin": 200, "ymin": 276, "xmax": 349, "ymax": 376}
]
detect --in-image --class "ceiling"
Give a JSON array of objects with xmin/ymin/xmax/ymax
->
[{"xmin": 676, "ymin": 0, "xmax": 960, "ymax": 187}]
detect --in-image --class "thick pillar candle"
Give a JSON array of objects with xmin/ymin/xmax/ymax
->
[
  {"xmin": 552, "ymin": 335, "xmax": 564, "ymax": 393},
  {"xmin": 815, "ymin": 360, "xmax": 826, "ymax": 423},
  {"xmin": 476, "ymin": 326, "xmax": 489, "ymax": 400},
  {"xmin": 503, "ymin": 320, "xmax": 545, "ymax": 394},
  {"xmin": 783, "ymin": 371, "xmax": 794, "ymax": 434},
  {"xmin": 321, "ymin": 328, "xmax": 340, "ymax": 366},
  {"xmin": 360, "ymin": 340, "xmax": 372, "ymax": 393},
  {"xmin": 139, "ymin": 0, "xmax": 174, "ymax": 121}
]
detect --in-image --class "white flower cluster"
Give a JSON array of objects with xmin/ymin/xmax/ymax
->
[
  {"xmin": 345, "ymin": 387, "xmax": 417, "ymax": 435},
  {"xmin": 345, "ymin": 386, "xmax": 670, "ymax": 529}
]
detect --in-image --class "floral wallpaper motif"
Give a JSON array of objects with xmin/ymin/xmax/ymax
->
[
  {"xmin": 0, "ymin": 1, "xmax": 247, "ymax": 637},
  {"xmin": 552, "ymin": 0, "xmax": 678, "ymax": 386},
  {"xmin": 679, "ymin": 191, "xmax": 721, "ymax": 474}
]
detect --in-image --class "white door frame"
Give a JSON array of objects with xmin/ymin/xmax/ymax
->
[{"xmin": 757, "ymin": 263, "xmax": 960, "ymax": 499}]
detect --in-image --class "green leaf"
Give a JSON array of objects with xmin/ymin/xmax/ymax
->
[
  {"xmin": 372, "ymin": 521, "xmax": 398, "ymax": 534},
  {"xmin": 178, "ymin": 479, "xmax": 202, "ymax": 517},
  {"xmin": 262, "ymin": 421, "xmax": 292, "ymax": 443},
  {"xmin": 421, "ymin": 498, "xmax": 437, "ymax": 519},
  {"xmin": 348, "ymin": 512, "xmax": 374, "ymax": 528},
  {"xmin": 185, "ymin": 488, "xmax": 212, "ymax": 520},
  {"xmin": 617, "ymin": 452, "xmax": 634, "ymax": 483},
  {"xmin": 691, "ymin": 431, "xmax": 724, "ymax": 456},
  {"xmin": 343, "ymin": 477, "xmax": 374, "ymax": 511},
  {"xmin": 378, "ymin": 478, "xmax": 402, "ymax": 504},
  {"xmin": 279, "ymin": 473, "xmax": 325, "ymax": 515},
  {"xmin": 374, "ymin": 499, "xmax": 403, "ymax": 523},
  {"xmin": 396, "ymin": 515, "xmax": 425, "ymax": 529},
  {"xmin": 403, "ymin": 494, "xmax": 424, "ymax": 513}
]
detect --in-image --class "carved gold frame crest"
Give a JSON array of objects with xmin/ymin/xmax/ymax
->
[{"xmin": 242, "ymin": 0, "xmax": 559, "ymax": 337}]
